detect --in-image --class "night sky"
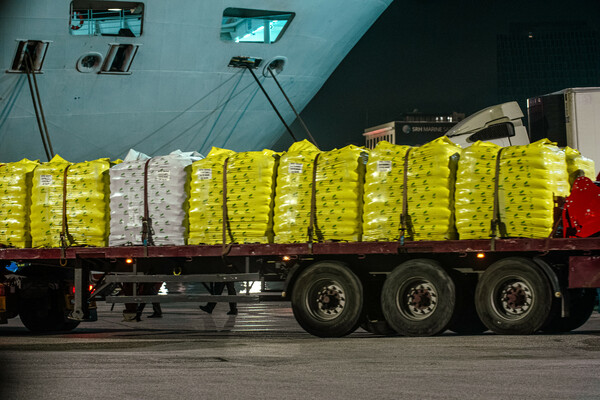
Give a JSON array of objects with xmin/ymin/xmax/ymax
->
[{"xmin": 275, "ymin": 0, "xmax": 600, "ymax": 151}]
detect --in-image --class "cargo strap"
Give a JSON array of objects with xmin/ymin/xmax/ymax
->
[
  {"xmin": 308, "ymin": 153, "xmax": 323, "ymax": 250},
  {"xmin": 399, "ymin": 148, "xmax": 414, "ymax": 246},
  {"xmin": 141, "ymin": 159, "xmax": 155, "ymax": 256},
  {"xmin": 60, "ymin": 165, "xmax": 75, "ymax": 266},
  {"xmin": 221, "ymin": 157, "xmax": 234, "ymax": 258},
  {"xmin": 490, "ymin": 147, "xmax": 507, "ymax": 250}
]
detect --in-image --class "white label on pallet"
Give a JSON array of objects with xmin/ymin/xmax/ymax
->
[
  {"xmin": 39, "ymin": 175, "xmax": 53, "ymax": 186},
  {"xmin": 155, "ymin": 170, "xmax": 171, "ymax": 181},
  {"xmin": 289, "ymin": 163, "xmax": 303, "ymax": 174},
  {"xmin": 377, "ymin": 160, "xmax": 392, "ymax": 172},
  {"xmin": 197, "ymin": 169, "xmax": 212, "ymax": 180}
]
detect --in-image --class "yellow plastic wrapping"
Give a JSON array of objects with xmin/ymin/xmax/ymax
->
[
  {"xmin": 565, "ymin": 146, "xmax": 596, "ymax": 186},
  {"xmin": 455, "ymin": 141, "xmax": 501, "ymax": 239},
  {"xmin": 188, "ymin": 148, "xmax": 278, "ymax": 244},
  {"xmin": 30, "ymin": 155, "xmax": 111, "ymax": 247},
  {"xmin": 315, "ymin": 145, "xmax": 366, "ymax": 242},
  {"xmin": 362, "ymin": 141, "xmax": 411, "ymax": 241},
  {"xmin": 188, "ymin": 148, "xmax": 236, "ymax": 245},
  {"xmin": 406, "ymin": 137, "xmax": 460, "ymax": 241},
  {"xmin": 455, "ymin": 139, "xmax": 569, "ymax": 239},
  {"xmin": 273, "ymin": 143, "xmax": 366, "ymax": 243},
  {"xmin": 499, "ymin": 139, "xmax": 568, "ymax": 238},
  {"xmin": 0, "ymin": 159, "xmax": 38, "ymax": 248},
  {"xmin": 273, "ymin": 140, "xmax": 320, "ymax": 243}
]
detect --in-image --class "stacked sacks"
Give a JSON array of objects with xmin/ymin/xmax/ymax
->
[
  {"xmin": 565, "ymin": 147, "xmax": 596, "ymax": 186},
  {"xmin": 362, "ymin": 141, "xmax": 411, "ymax": 241},
  {"xmin": 188, "ymin": 148, "xmax": 278, "ymax": 244},
  {"xmin": 109, "ymin": 150, "xmax": 201, "ymax": 246},
  {"xmin": 273, "ymin": 140, "xmax": 320, "ymax": 243},
  {"xmin": 405, "ymin": 137, "xmax": 461, "ymax": 241},
  {"xmin": 498, "ymin": 139, "xmax": 569, "ymax": 238},
  {"xmin": 455, "ymin": 139, "xmax": 569, "ymax": 239},
  {"xmin": 31, "ymin": 155, "xmax": 110, "ymax": 247},
  {"xmin": 0, "ymin": 159, "xmax": 38, "ymax": 248},
  {"xmin": 455, "ymin": 141, "xmax": 501, "ymax": 239},
  {"xmin": 188, "ymin": 148, "xmax": 235, "ymax": 245}
]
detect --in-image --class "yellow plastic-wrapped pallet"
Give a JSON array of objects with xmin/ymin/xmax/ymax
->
[
  {"xmin": 31, "ymin": 155, "xmax": 111, "ymax": 247},
  {"xmin": 188, "ymin": 148, "xmax": 278, "ymax": 244},
  {"xmin": 406, "ymin": 137, "xmax": 460, "ymax": 241},
  {"xmin": 565, "ymin": 146, "xmax": 596, "ymax": 186},
  {"xmin": 0, "ymin": 159, "xmax": 39, "ymax": 248},
  {"xmin": 315, "ymin": 145, "xmax": 366, "ymax": 242},
  {"xmin": 455, "ymin": 139, "xmax": 569, "ymax": 239},
  {"xmin": 498, "ymin": 139, "xmax": 568, "ymax": 238},
  {"xmin": 188, "ymin": 148, "xmax": 236, "ymax": 245},
  {"xmin": 273, "ymin": 140, "xmax": 320, "ymax": 243},
  {"xmin": 455, "ymin": 141, "xmax": 501, "ymax": 239},
  {"xmin": 273, "ymin": 143, "xmax": 366, "ymax": 243},
  {"xmin": 362, "ymin": 141, "xmax": 411, "ymax": 241}
]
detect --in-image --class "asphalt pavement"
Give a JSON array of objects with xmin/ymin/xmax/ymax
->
[{"xmin": 1, "ymin": 302, "xmax": 599, "ymax": 399}]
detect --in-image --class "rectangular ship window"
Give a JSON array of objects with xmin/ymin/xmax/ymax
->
[
  {"xmin": 220, "ymin": 8, "xmax": 295, "ymax": 43},
  {"xmin": 7, "ymin": 40, "xmax": 50, "ymax": 73},
  {"xmin": 70, "ymin": 1, "xmax": 144, "ymax": 37},
  {"xmin": 100, "ymin": 44, "xmax": 140, "ymax": 74}
]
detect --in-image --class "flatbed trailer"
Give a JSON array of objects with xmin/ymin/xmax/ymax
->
[{"xmin": 1, "ymin": 237, "xmax": 599, "ymax": 337}]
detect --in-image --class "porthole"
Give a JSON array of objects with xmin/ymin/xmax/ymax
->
[{"xmin": 76, "ymin": 52, "xmax": 103, "ymax": 73}]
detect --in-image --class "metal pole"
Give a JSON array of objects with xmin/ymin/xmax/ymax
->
[
  {"xmin": 246, "ymin": 66, "xmax": 298, "ymax": 142},
  {"xmin": 267, "ymin": 67, "xmax": 320, "ymax": 149}
]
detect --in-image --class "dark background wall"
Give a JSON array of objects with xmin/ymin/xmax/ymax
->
[{"xmin": 274, "ymin": 0, "xmax": 600, "ymax": 151}]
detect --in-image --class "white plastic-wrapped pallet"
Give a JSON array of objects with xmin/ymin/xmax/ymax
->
[{"xmin": 109, "ymin": 150, "xmax": 203, "ymax": 246}]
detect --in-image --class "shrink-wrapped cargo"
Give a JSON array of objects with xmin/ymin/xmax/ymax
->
[
  {"xmin": 315, "ymin": 145, "xmax": 366, "ymax": 241},
  {"xmin": 498, "ymin": 139, "xmax": 568, "ymax": 238},
  {"xmin": 406, "ymin": 137, "xmax": 460, "ymax": 241},
  {"xmin": 273, "ymin": 140, "xmax": 320, "ymax": 243},
  {"xmin": 31, "ymin": 155, "xmax": 110, "ymax": 247},
  {"xmin": 274, "ymin": 143, "xmax": 366, "ymax": 243},
  {"xmin": 0, "ymin": 159, "xmax": 38, "ymax": 248},
  {"xmin": 455, "ymin": 141, "xmax": 501, "ymax": 239},
  {"xmin": 565, "ymin": 146, "xmax": 596, "ymax": 186},
  {"xmin": 362, "ymin": 141, "xmax": 411, "ymax": 241},
  {"xmin": 455, "ymin": 139, "xmax": 569, "ymax": 239},
  {"xmin": 109, "ymin": 150, "xmax": 201, "ymax": 246},
  {"xmin": 188, "ymin": 148, "xmax": 278, "ymax": 244}
]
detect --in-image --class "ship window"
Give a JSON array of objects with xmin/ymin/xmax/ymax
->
[
  {"xmin": 220, "ymin": 8, "xmax": 295, "ymax": 43},
  {"xmin": 7, "ymin": 40, "xmax": 50, "ymax": 73},
  {"xmin": 99, "ymin": 44, "xmax": 139, "ymax": 74},
  {"xmin": 69, "ymin": 1, "xmax": 144, "ymax": 37}
]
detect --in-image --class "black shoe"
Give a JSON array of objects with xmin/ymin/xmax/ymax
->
[
  {"xmin": 147, "ymin": 313, "xmax": 162, "ymax": 318},
  {"xmin": 199, "ymin": 305, "xmax": 213, "ymax": 314},
  {"xmin": 227, "ymin": 309, "xmax": 238, "ymax": 315}
]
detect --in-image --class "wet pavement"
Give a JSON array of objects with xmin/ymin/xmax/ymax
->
[{"xmin": 1, "ymin": 302, "xmax": 600, "ymax": 399}]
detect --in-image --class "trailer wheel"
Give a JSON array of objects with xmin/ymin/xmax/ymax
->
[
  {"xmin": 360, "ymin": 276, "xmax": 397, "ymax": 336},
  {"xmin": 541, "ymin": 289, "xmax": 597, "ymax": 333},
  {"xmin": 381, "ymin": 259, "xmax": 456, "ymax": 336},
  {"xmin": 18, "ymin": 284, "xmax": 80, "ymax": 333},
  {"xmin": 447, "ymin": 272, "xmax": 487, "ymax": 335},
  {"xmin": 475, "ymin": 257, "xmax": 552, "ymax": 335},
  {"xmin": 291, "ymin": 261, "xmax": 363, "ymax": 338}
]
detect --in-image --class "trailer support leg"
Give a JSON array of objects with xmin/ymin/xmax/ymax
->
[{"xmin": 70, "ymin": 258, "xmax": 90, "ymax": 321}]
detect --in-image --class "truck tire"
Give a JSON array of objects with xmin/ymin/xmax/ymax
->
[
  {"xmin": 447, "ymin": 272, "xmax": 487, "ymax": 335},
  {"xmin": 541, "ymin": 289, "xmax": 597, "ymax": 333},
  {"xmin": 291, "ymin": 261, "xmax": 363, "ymax": 338},
  {"xmin": 475, "ymin": 257, "xmax": 552, "ymax": 335},
  {"xmin": 381, "ymin": 259, "xmax": 456, "ymax": 336},
  {"xmin": 18, "ymin": 285, "xmax": 80, "ymax": 333}
]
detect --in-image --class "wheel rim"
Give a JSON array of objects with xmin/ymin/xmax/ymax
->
[
  {"xmin": 492, "ymin": 278, "xmax": 534, "ymax": 320},
  {"xmin": 395, "ymin": 278, "xmax": 438, "ymax": 321},
  {"xmin": 305, "ymin": 279, "xmax": 347, "ymax": 321}
]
